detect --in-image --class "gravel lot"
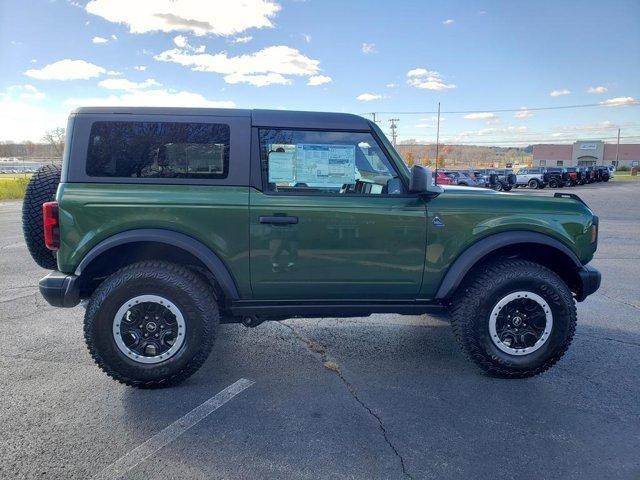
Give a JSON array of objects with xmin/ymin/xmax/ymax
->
[{"xmin": 1, "ymin": 181, "xmax": 638, "ymax": 480}]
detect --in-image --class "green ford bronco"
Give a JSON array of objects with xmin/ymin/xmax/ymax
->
[{"xmin": 23, "ymin": 107, "xmax": 601, "ymax": 388}]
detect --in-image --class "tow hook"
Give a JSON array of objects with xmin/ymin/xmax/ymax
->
[{"xmin": 242, "ymin": 316, "xmax": 264, "ymax": 328}]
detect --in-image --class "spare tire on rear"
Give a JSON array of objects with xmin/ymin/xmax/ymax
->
[{"xmin": 22, "ymin": 164, "xmax": 62, "ymax": 269}]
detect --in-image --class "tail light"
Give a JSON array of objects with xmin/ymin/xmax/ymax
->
[{"xmin": 43, "ymin": 201, "xmax": 60, "ymax": 251}]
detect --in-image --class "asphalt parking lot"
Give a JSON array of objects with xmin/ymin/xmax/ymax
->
[{"xmin": 1, "ymin": 181, "xmax": 639, "ymax": 480}]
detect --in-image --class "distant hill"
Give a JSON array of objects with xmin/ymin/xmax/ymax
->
[{"xmin": 396, "ymin": 141, "xmax": 533, "ymax": 169}]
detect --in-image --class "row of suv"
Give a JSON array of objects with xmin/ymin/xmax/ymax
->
[
  {"xmin": 513, "ymin": 166, "xmax": 613, "ymax": 189},
  {"xmin": 437, "ymin": 166, "xmax": 614, "ymax": 191}
]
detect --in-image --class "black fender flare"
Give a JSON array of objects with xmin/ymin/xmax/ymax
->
[
  {"xmin": 75, "ymin": 228, "xmax": 240, "ymax": 300},
  {"xmin": 435, "ymin": 231, "xmax": 582, "ymax": 300}
]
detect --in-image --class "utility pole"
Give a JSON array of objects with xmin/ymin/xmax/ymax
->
[
  {"xmin": 615, "ymin": 128, "xmax": 620, "ymax": 167},
  {"xmin": 389, "ymin": 118, "xmax": 399, "ymax": 147},
  {"xmin": 435, "ymin": 102, "xmax": 441, "ymax": 169},
  {"xmin": 370, "ymin": 112, "xmax": 380, "ymax": 124}
]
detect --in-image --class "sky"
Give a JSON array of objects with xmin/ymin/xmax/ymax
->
[{"xmin": 0, "ymin": 0, "xmax": 639, "ymax": 145}]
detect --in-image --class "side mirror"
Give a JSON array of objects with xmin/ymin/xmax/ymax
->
[{"xmin": 409, "ymin": 165, "xmax": 444, "ymax": 194}]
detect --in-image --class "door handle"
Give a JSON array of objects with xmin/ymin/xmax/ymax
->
[{"xmin": 259, "ymin": 215, "xmax": 298, "ymax": 225}]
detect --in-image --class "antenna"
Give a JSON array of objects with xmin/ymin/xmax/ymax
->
[
  {"xmin": 389, "ymin": 118, "xmax": 399, "ymax": 147},
  {"xmin": 434, "ymin": 102, "xmax": 441, "ymax": 185}
]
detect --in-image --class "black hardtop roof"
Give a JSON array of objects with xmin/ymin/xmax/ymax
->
[{"xmin": 72, "ymin": 107, "xmax": 371, "ymax": 130}]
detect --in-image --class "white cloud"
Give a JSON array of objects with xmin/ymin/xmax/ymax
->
[
  {"xmin": 303, "ymin": 34, "xmax": 312, "ymax": 43},
  {"xmin": 514, "ymin": 107, "xmax": 533, "ymax": 119},
  {"xmin": 587, "ymin": 85, "xmax": 607, "ymax": 94},
  {"xmin": 24, "ymin": 59, "xmax": 106, "ymax": 80},
  {"xmin": 6, "ymin": 84, "xmax": 45, "ymax": 101},
  {"xmin": 134, "ymin": 65, "xmax": 147, "ymax": 71},
  {"xmin": 0, "ymin": 97, "xmax": 65, "ymax": 142},
  {"xmin": 98, "ymin": 78, "xmax": 161, "ymax": 90},
  {"xmin": 173, "ymin": 35, "xmax": 206, "ymax": 52},
  {"xmin": 85, "ymin": 0, "xmax": 281, "ymax": 36},
  {"xmin": 600, "ymin": 96, "xmax": 638, "ymax": 107},
  {"xmin": 64, "ymin": 88, "xmax": 235, "ymax": 109},
  {"xmin": 386, "ymin": 83, "xmax": 398, "ymax": 88},
  {"xmin": 106, "ymin": 70, "xmax": 122, "ymax": 76},
  {"xmin": 224, "ymin": 72, "xmax": 290, "ymax": 86},
  {"xmin": 92, "ymin": 36, "xmax": 108, "ymax": 44},
  {"xmin": 361, "ymin": 43, "xmax": 376, "ymax": 54},
  {"xmin": 550, "ymin": 88, "xmax": 571, "ymax": 97},
  {"xmin": 154, "ymin": 45, "xmax": 322, "ymax": 86},
  {"xmin": 464, "ymin": 112, "xmax": 498, "ymax": 120},
  {"xmin": 406, "ymin": 67, "xmax": 455, "ymax": 91},
  {"xmin": 356, "ymin": 93, "xmax": 382, "ymax": 102},
  {"xmin": 307, "ymin": 75, "xmax": 332, "ymax": 86},
  {"xmin": 111, "ymin": 34, "xmax": 118, "ymax": 40},
  {"xmin": 173, "ymin": 35, "xmax": 188, "ymax": 48},
  {"xmin": 231, "ymin": 35, "xmax": 253, "ymax": 44},
  {"xmin": 442, "ymin": 19, "xmax": 454, "ymax": 25}
]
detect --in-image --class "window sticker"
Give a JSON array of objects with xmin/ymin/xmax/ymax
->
[
  {"xmin": 268, "ymin": 151, "xmax": 296, "ymax": 183},
  {"xmin": 295, "ymin": 144, "xmax": 356, "ymax": 186}
]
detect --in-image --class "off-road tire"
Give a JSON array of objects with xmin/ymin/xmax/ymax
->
[
  {"xmin": 450, "ymin": 259, "xmax": 577, "ymax": 378},
  {"xmin": 22, "ymin": 164, "xmax": 62, "ymax": 269},
  {"xmin": 494, "ymin": 182, "xmax": 503, "ymax": 191},
  {"xmin": 502, "ymin": 185, "xmax": 512, "ymax": 192},
  {"xmin": 549, "ymin": 179, "xmax": 558, "ymax": 188},
  {"xmin": 528, "ymin": 179, "xmax": 539, "ymax": 189},
  {"xmin": 84, "ymin": 261, "xmax": 218, "ymax": 388}
]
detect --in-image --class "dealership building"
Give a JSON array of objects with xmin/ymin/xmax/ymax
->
[{"xmin": 532, "ymin": 141, "xmax": 640, "ymax": 168}]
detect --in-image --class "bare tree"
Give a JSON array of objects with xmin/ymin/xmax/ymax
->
[{"xmin": 42, "ymin": 127, "xmax": 66, "ymax": 159}]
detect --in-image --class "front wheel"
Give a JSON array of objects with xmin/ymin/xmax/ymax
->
[
  {"xmin": 84, "ymin": 261, "xmax": 218, "ymax": 388},
  {"xmin": 450, "ymin": 259, "xmax": 576, "ymax": 378}
]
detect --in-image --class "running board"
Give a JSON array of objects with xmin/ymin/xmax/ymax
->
[{"xmin": 229, "ymin": 300, "xmax": 446, "ymax": 318}]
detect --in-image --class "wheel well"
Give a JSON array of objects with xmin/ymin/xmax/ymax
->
[
  {"xmin": 77, "ymin": 241, "xmax": 224, "ymax": 302},
  {"xmin": 457, "ymin": 242, "xmax": 582, "ymax": 296}
]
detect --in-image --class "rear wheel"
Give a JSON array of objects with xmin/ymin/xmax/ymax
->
[
  {"xmin": 527, "ymin": 179, "xmax": 539, "ymax": 189},
  {"xmin": 548, "ymin": 178, "xmax": 558, "ymax": 188},
  {"xmin": 451, "ymin": 259, "xmax": 576, "ymax": 378},
  {"xmin": 84, "ymin": 261, "xmax": 218, "ymax": 388}
]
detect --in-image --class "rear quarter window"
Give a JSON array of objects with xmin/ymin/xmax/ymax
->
[{"xmin": 86, "ymin": 121, "xmax": 230, "ymax": 179}]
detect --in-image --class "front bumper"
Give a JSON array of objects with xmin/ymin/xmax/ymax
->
[
  {"xmin": 576, "ymin": 265, "xmax": 601, "ymax": 301},
  {"xmin": 39, "ymin": 271, "xmax": 80, "ymax": 307}
]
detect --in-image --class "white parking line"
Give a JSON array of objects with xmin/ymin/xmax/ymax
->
[{"xmin": 92, "ymin": 378, "xmax": 255, "ymax": 480}]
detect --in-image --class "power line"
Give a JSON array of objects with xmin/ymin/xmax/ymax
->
[
  {"xmin": 363, "ymin": 102, "xmax": 640, "ymax": 116},
  {"xmin": 397, "ymin": 135, "xmax": 640, "ymax": 146}
]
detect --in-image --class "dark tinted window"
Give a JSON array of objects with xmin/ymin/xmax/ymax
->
[{"xmin": 87, "ymin": 121, "xmax": 229, "ymax": 179}]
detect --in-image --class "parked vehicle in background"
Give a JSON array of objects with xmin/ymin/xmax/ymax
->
[
  {"xmin": 433, "ymin": 170, "xmax": 456, "ymax": 185},
  {"xmin": 565, "ymin": 167, "xmax": 582, "ymax": 186},
  {"xmin": 594, "ymin": 166, "xmax": 611, "ymax": 182},
  {"xmin": 487, "ymin": 169, "xmax": 515, "ymax": 192},
  {"xmin": 472, "ymin": 169, "xmax": 492, "ymax": 187},
  {"xmin": 443, "ymin": 170, "xmax": 480, "ymax": 187},
  {"xmin": 544, "ymin": 167, "xmax": 570, "ymax": 188},
  {"xmin": 515, "ymin": 167, "xmax": 547, "ymax": 189},
  {"xmin": 607, "ymin": 165, "xmax": 615, "ymax": 179},
  {"xmin": 22, "ymin": 107, "xmax": 602, "ymax": 386}
]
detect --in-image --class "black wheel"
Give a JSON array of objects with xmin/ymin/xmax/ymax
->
[
  {"xmin": 548, "ymin": 179, "xmax": 558, "ymax": 188},
  {"xmin": 450, "ymin": 259, "xmax": 576, "ymax": 378},
  {"xmin": 84, "ymin": 261, "xmax": 218, "ymax": 388},
  {"xmin": 503, "ymin": 185, "xmax": 512, "ymax": 192},
  {"xmin": 494, "ymin": 182, "xmax": 504, "ymax": 191},
  {"xmin": 22, "ymin": 164, "xmax": 61, "ymax": 269},
  {"xmin": 527, "ymin": 179, "xmax": 539, "ymax": 189}
]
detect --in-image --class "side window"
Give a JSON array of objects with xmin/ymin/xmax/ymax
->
[
  {"xmin": 87, "ymin": 121, "xmax": 229, "ymax": 179},
  {"xmin": 259, "ymin": 129, "xmax": 403, "ymax": 195}
]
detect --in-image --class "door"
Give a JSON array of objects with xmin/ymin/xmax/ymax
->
[{"xmin": 249, "ymin": 128, "xmax": 427, "ymax": 300}]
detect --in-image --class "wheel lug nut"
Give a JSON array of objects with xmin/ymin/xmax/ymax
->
[
  {"xmin": 154, "ymin": 334, "xmax": 159, "ymax": 338},
  {"xmin": 139, "ymin": 324, "xmax": 143, "ymax": 329},
  {"xmin": 144, "ymin": 333, "xmax": 148, "ymax": 337}
]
